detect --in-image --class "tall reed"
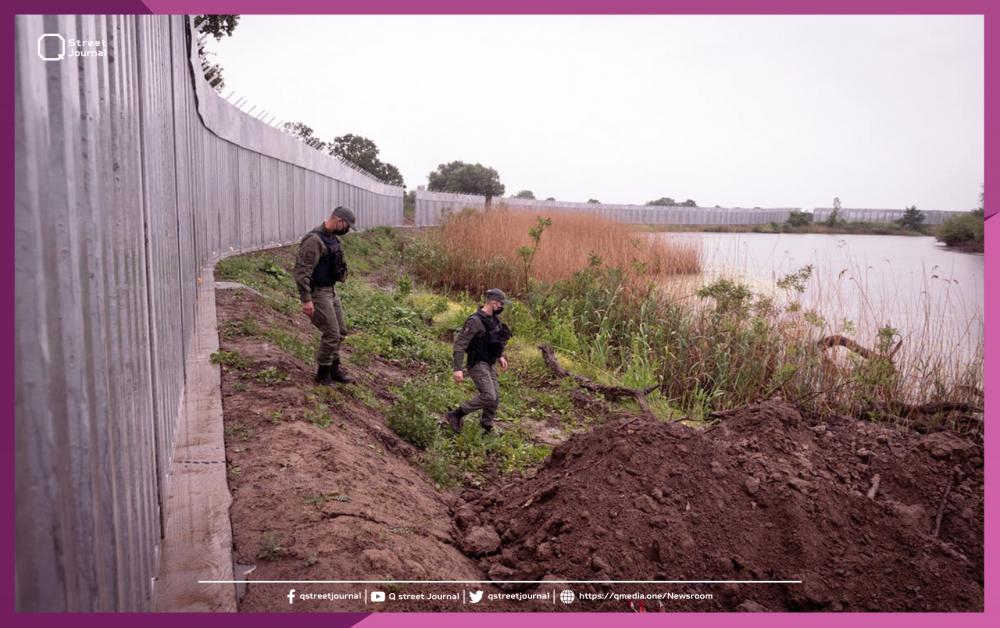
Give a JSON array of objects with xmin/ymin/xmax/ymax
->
[{"xmin": 410, "ymin": 208, "xmax": 701, "ymax": 296}]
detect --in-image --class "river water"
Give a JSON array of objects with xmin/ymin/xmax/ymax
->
[{"xmin": 657, "ymin": 232, "xmax": 984, "ymax": 369}]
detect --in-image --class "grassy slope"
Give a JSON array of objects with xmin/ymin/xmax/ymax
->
[{"xmin": 214, "ymin": 227, "xmax": 652, "ymax": 489}]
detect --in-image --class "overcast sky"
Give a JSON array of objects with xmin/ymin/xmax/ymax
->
[{"xmin": 205, "ymin": 14, "xmax": 983, "ymax": 210}]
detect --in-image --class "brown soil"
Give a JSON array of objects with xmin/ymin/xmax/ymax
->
[
  {"xmin": 216, "ymin": 287, "xmax": 482, "ymax": 612},
  {"xmin": 215, "ymin": 285, "xmax": 983, "ymax": 613},
  {"xmin": 460, "ymin": 399, "xmax": 984, "ymax": 611}
]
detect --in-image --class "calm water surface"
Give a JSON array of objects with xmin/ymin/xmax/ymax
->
[{"xmin": 657, "ymin": 232, "xmax": 983, "ymax": 367}]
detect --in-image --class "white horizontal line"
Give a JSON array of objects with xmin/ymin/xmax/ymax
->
[{"xmin": 199, "ymin": 580, "xmax": 801, "ymax": 584}]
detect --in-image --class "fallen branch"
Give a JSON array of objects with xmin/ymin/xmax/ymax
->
[
  {"xmin": 932, "ymin": 471, "xmax": 957, "ymax": 538},
  {"xmin": 818, "ymin": 334, "xmax": 880, "ymax": 360},
  {"xmin": 538, "ymin": 344, "xmax": 657, "ymax": 415}
]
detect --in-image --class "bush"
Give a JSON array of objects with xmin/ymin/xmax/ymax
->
[
  {"xmin": 785, "ymin": 210, "xmax": 813, "ymax": 228},
  {"xmin": 387, "ymin": 375, "xmax": 462, "ymax": 448},
  {"xmin": 935, "ymin": 210, "xmax": 984, "ymax": 252}
]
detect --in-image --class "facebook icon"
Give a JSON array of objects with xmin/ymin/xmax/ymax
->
[{"xmin": 287, "ymin": 589, "xmax": 296, "ymax": 605}]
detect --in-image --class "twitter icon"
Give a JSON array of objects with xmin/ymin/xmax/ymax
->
[{"xmin": 469, "ymin": 590, "xmax": 484, "ymax": 604}]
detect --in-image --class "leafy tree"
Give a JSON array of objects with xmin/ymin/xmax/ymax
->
[
  {"xmin": 328, "ymin": 134, "xmax": 404, "ymax": 186},
  {"xmin": 545, "ymin": 197, "xmax": 556, "ymax": 201},
  {"xmin": 896, "ymin": 205, "xmax": 925, "ymax": 231},
  {"xmin": 281, "ymin": 122, "xmax": 327, "ymax": 150},
  {"xmin": 514, "ymin": 190, "xmax": 536, "ymax": 199},
  {"xmin": 427, "ymin": 161, "xmax": 505, "ymax": 204},
  {"xmin": 587, "ymin": 199, "xmax": 601, "ymax": 204},
  {"xmin": 195, "ymin": 15, "xmax": 240, "ymax": 38},
  {"xmin": 373, "ymin": 162, "xmax": 404, "ymax": 187},
  {"xmin": 833, "ymin": 196, "xmax": 842, "ymax": 210},
  {"xmin": 194, "ymin": 15, "xmax": 239, "ymax": 91},
  {"xmin": 785, "ymin": 210, "xmax": 812, "ymax": 228},
  {"xmin": 681, "ymin": 199, "xmax": 697, "ymax": 207},
  {"xmin": 280, "ymin": 127, "xmax": 403, "ymax": 186},
  {"xmin": 646, "ymin": 197, "xmax": 677, "ymax": 206},
  {"xmin": 824, "ymin": 209, "xmax": 841, "ymax": 227},
  {"xmin": 330, "ymin": 134, "xmax": 379, "ymax": 168}
]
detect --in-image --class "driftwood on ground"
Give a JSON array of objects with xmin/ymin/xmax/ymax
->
[
  {"xmin": 818, "ymin": 334, "xmax": 983, "ymax": 421},
  {"xmin": 819, "ymin": 334, "xmax": 902, "ymax": 360},
  {"xmin": 538, "ymin": 344, "xmax": 658, "ymax": 415}
]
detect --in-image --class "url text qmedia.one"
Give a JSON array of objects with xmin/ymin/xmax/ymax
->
[{"xmin": 577, "ymin": 591, "xmax": 714, "ymax": 601}]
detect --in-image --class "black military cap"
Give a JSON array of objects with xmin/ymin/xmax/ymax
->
[{"xmin": 332, "ymin": 206, "xmax": 356, "ymax": 226}]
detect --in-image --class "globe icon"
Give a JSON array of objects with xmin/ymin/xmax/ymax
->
[{"xmin": 559, "ymin": 589, "xmax": 575, "ymax": 604}]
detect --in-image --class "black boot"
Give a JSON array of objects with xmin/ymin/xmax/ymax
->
[
  {"xmin": 444, "ymin": 407, "xmax": 465, "ymax": 433},
  {"xmin": 481, "ymin": 423, "xmax": 493, "ymax": 435},
  {"xmin": 315, "ymin": 364, "xmax": 333, "ymax": 385},
  {"xmin": 330, "ymin": 359, "xmax": 355, "ymax": 384}
]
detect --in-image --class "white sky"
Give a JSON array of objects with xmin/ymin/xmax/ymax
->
[{"xmin": 205, "ymin": 14, "xmax": 984, "ymax": 209}]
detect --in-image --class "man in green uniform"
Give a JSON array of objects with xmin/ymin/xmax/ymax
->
[
  {"xmin": 293, "ymin": 206, "xmax": 356, "ymax": 385},
  {"xmin": 444, "ymin": 288, "xmax": 513, "ymax": 434}
]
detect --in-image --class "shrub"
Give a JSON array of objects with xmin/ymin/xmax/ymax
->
[
  {"xmin": 785, "ymin": 210, "xmax": 813, "ymax": 228},
  {"xmin": 935, "ymin": 209, "xmax": 984, "ymax": 252},
  {"xmin": 387, "ymin": 376, "xmax": 461, "ymax": 448}
]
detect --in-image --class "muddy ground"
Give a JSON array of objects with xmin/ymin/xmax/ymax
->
[{"xmin": 215, "ymin": 283, "xmax": 983, "ymax": 613}]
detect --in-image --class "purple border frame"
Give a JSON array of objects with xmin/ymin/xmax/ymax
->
[{"xmin": 4, "ymin": 1, "xmax": 993, "ymax": 627}]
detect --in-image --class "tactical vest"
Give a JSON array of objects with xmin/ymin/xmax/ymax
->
[
  {"xmin": 466, "ymin": 310, "xmax": 513, "ymax": 367},
  {"xmin": 304, "ymin": 228, "xmax": 347, "ymax": 287}
]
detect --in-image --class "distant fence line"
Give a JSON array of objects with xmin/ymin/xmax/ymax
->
[
  {"xmin": 414, "ymin": 190, "xmax": 796, "ymax": 227},
  {"xmin": 15, "ymin": 14, "xmax": 402, "ymax": 612},
  {"xmin": 811, "ymin": 208, "xmax": 971, "ymax": 226},
  {"xmin": 415, "ymin": 191, "xmax": 976, "ymax": 228}
]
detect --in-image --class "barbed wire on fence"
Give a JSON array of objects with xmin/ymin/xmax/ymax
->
[{"xmin": 196, "ymin": 32, "xmax": 395, "ymax": 189}]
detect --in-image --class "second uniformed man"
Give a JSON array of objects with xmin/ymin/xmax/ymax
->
[
  {"xmin": 444, "ymin": 288, "xmax": 513, "ymax": 434},
  {"xmin": 293, "ymin": 206, "xmax": 356, "ymax": 386}
]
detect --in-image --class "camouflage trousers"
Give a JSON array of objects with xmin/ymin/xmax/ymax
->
[
  {"xmin": 458, "ymin": 361, "xmax": 500, "ymax": 427},
  {"xmin": 309, "ymin": 286, "xmax": 347, "ymax": 366}
]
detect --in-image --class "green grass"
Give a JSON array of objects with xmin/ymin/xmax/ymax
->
[
  {"xmin": 224, "ymin": 422, "xmax": 255, "ymax": 441},
  {"xmin": 216, "ymin": 228, "xmax": 763, "ymax": 489},
  {"xmin": 303, "ymin": 402, "xmax": 332, "ymax": 428},
  {"xmin": 254, "ymin": 366, "xmax": 289, "ymax": 385},
  {"xmin": 211, "ymin": 350, "xmax": 252, "ymax": 370}
]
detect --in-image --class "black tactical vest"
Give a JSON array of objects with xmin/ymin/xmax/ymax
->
[
  {"xmin": 306, "ymin": 228, "xmax": 347, "ymax": 287},
  {"xmin": 466, "ymin": 310, "xmax": 513, "ymax": 367}
]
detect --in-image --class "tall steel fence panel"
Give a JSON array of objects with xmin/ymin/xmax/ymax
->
[{"xmin": 15, "ymin": 14, "xmax": 403, "ymax": 611}]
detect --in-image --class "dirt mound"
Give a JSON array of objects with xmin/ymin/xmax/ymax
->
[
  {"xmin": 216, "ymin": 288, "xmax": 482, "ymax": 612},
  {"xmin": 458, "ymin": 400, "xmax": 983, "ymax": 611}
]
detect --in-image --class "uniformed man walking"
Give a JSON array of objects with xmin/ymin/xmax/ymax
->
[
  {"xmin": 293, "ymin": 206, "xmax": 356, "ymax": 385},
  {"xmin": 444, "ymin": 288, "xmax": 513, "ymax": 434}
]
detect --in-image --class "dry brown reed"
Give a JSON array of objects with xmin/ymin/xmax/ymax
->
[{"xmin": 426, "ymin": 208, "xmax": 701, "ymax": 295}]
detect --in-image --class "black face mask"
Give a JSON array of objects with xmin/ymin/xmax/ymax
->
[
  {"xmin": 493, "ymin": 304, "xmax": 504, "ymax": 315},
  {"xmin": 333, "ymin": 226, "xmax": 350, "ymax": 235}
]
